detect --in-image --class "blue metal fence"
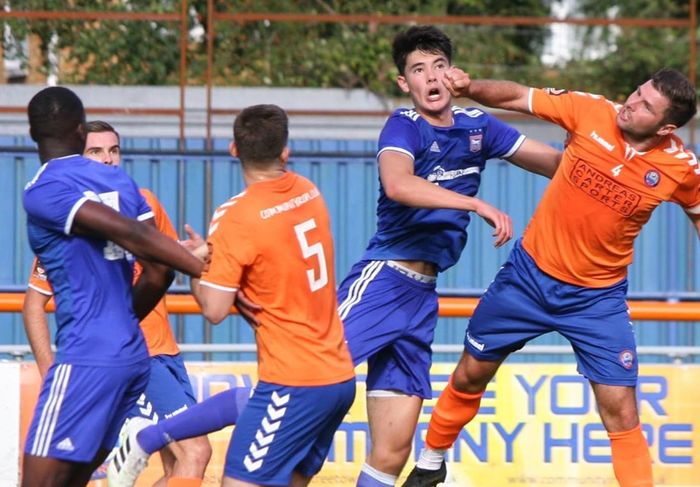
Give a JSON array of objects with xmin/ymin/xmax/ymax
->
[{"xmin": 2, "ymin": 138, "xmax": 699, "ymax": 362}]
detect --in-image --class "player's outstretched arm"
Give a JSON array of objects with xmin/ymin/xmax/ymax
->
[
  {"xmin": 71, "ymin": 200, "xmax": 204, "ymax": 278},
  {"xmin": 507, "ymin": 138, "xmax": 562, "ymax": 179},
  {"xmin": 380, "ymin": 151, "xmax": 512, "ymax": 246},
  {"xmin": 380, "ymin": 151, "xmax": 490, "ymax": 210},
  {"xmin": 443, "ymin": 67, "xmax": 531, "ymax": 113},
  {"xmin": 22, "ymin": 288, "xmax": 53, "ymax": 378},
  {"xmin": 132, "ymin": 220, "xmax": 176, "ymax": 320}
]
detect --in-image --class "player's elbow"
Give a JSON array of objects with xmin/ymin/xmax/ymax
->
[
  {"xmin": 203, "ymin": 308, "xmax": 228, "ymax": 325},
  {"xmin": 199, "ymin": 299, "xmax": 230, "ymax": 324},
  {"xmin": 382, "ymin": 178, "xmax": 410, "ymax": 203}
]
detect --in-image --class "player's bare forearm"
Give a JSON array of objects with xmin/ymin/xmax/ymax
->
[
  {"xmin": 380, "ymin": 151, "xmax": 482, "ymax": 212},
  {"xmin": 443, "ymin": 67, "xmax": 530, "ymax": 113},
  {"xmin": 508, "ymin": 138, "xmax": 562, "ymax": 179},
  {"xmin": 22, "ymin": 288, "xmax": 54, "ymax": 378},
  {"xmin": 191, "ymin": 278, "xmax": 237, "ymax": 324},
  {"xmin": 132, "ymin": 261, "xmax": 175, "ymax": 320},
  {"xmin": 468, "ymin": 79, "xmax": 531, "ymax": 113},
  {"xmin": 73, "ymin": 201, "xmax": 204, "ymax": 277}
]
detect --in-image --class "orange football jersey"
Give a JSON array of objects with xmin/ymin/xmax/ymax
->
[
  {"xmin": 201, "ymin": 171, "xmax": 354, "ymax": 386},
  {"xmin": 27, "ymin": 188, "xmax": 180, "ymax": 356},
  {"xmin": 523, "ymin": 88, "xmax": 700, "ymax": 287}
]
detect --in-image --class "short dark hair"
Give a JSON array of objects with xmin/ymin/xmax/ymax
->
[
  {"xmin": 233, "ymin": 104, "xmax": 288, "ymax": 166},
  {"xmin": 86, "ymin": 120, "xmax": 120, "ymax": 143},
  {"xmin": 392, "ymin": 25, "xmax": 453, "ymax": 75},
  {"xmin": 651, "ymin": 68, "xmax": 697, "ymax": 128},
  {"xmin": 27, "ymin": 86, "xmax": 84, "ymax": 142}
]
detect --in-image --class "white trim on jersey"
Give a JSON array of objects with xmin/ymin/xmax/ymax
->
[
  {"xmin": 32, "ymin": 363, "xmax": 72, "ymax": 457},
  {"xmin": 377, "ymin": 146, "xmax": 414, "ymax": 162},
  {"xmin": 502, "ymin": 134, "xmax": 527, "ymax": 159},
  {"xmin": 338, "ymin": 261, "xmax": 384, "ymax": 320},
  {"xmin": 28, "ymin": 283, "xmax": 53, "ymax": 297},
  {"xmin": 137, "ymin": 211, "xmax": 155, "ymax": 222},
  {"xmin": 65, "ymin": 197, "xmax": 90, "ymax": 235},
  {"xmin": 199, "ymin": 280, "xmax": 239, "ymax": 293},
  {"xmin": 527, "ymin": 87, "xmax": 535, "ymax": 114}
]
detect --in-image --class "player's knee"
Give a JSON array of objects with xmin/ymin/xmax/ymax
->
[
  {"xmin": 177, "ymin": 436, "xmax": 212, "ymax": 468},
  {"xmin": 369, "ymin": 440, "xmax": 413, "ymax": 472},
  {"xmin": 452, "ymin": 358, "xmax": 491, "ymax": 393}
]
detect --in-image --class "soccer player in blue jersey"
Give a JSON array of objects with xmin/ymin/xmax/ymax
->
[
  {"xmin": 337, "ymin": 26, "xmax": 562, "ymax": 486},
  {"xmin": 21, "ymin": 86, "xmax": 205, "ymax": 487}
]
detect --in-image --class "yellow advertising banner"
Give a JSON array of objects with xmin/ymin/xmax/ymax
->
[{"xmin": 19, "ymin": 362, "xmax": 700, "ymax": 486}]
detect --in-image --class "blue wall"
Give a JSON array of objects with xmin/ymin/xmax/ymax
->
[{"xmin": 3, "ymin": 138, "xmax": 699, "ymax": 362}]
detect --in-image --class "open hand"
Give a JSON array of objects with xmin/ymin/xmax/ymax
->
[{"xmin": 473, "ymin": 200, "xmax": 513, "ymax": 247}]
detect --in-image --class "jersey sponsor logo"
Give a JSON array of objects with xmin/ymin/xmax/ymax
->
[
  {"xmin": 570, "ymin": 160, "xmax": 641, "ymax": 216},
  {"xmin": 259, "ymin": 188, "xmax": 320, "ymax": 220},
  {"xmin": 469, "ymin": 134, "xmax": 483, "ymax": 153},
  {"xmin": 56, "ymin": 437, "xmax": 75, "ymax": 452},
  {"xmin": 426, "ymin": 165, "xmax": 480, "ymax": 183},
  {"xmin": 611, "ymin": 164, "xmax": 624, "ymax": 177},
  {"xmin": 429, "ymin": 141, "xmax": 441, "ymax": 153},
  {"xmin": 619, "ymin": 350, "xmax": 635, "ymax": 369},
  {"xmin": 466, "ymin": 332, "xmax": 485, "ymax": 352},
  {"xmin": 644, "ymin": 170, "xmax": 661, "ymax": 187},
  {"xmin": 543, "ymin": 87, "xmax": 568, "ymax": 96},
  {"xmin": 590, "ymin": 130, "xmax": 615, "ymax": 152}
]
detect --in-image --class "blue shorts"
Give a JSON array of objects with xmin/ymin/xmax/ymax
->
[
  {"xmin": 129, "ymin": 353, "xmax": 196, "ymax": 422},
  {"xmin": 466, "ymin": 240, "xmax": 637, "ymax": 386},
  {"xmin": 224, "ymin": 379, "xmax": 356, "ymax": 485},
  {"xmin": 25, "ymin": 359, "xmax": 150, "ymax": 462},
  {"xmin": 337, "ymin": 260, "xmax": 438, "ymax": 399}
]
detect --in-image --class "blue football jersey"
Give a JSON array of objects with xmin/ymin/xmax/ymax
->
[
  {"xmin": 363, "ymin": 106, "xmax": 525, "ymax": 271},
  {"xmin": 23, "ymin": 155, "xmax": 153, "ymax": 366}
]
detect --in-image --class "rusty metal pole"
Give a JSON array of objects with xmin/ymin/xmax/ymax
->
[
  {"xmin": 206, "ymin": 0, "xmax": 214, "ymax": 153},
  {"xmin": 179, "ymin": 0, "xmax": 188, "ymax": 151}
]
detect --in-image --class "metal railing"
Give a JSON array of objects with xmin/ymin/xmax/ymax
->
[{"xmin": 1, "ymin": 292, "xmax": 698, "ymax": 361}]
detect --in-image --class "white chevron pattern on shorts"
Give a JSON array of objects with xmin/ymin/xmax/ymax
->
[{"xmin": 243, "ymin": 391, "xmax": 291, "ymax": 472}]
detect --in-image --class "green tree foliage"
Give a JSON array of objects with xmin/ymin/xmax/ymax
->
[
  {"xmin": 6, "ymin": 0, "xmax": 696, "ymax": 101},
  {"xmin": 555, "ymin": 0, "xmax": 693, "ymax": 101},
  {"xmin": 4, "ymin": 0, "xmax": 185, "ymax": 84},
  {"xmin": 2, "ymin": 0, "xmax": 552, "ymax": 95}
]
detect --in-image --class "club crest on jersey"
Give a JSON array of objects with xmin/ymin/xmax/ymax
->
[
  {"xmin": 644, "ymin": 170, "xmax": 660, "ymax": 187},
  {"xmin": 469, "ymin": 134, "xmax": 482, "ymax": 153},
  {"xmin": 619, "ymin": 350, "xmax": 635, "ymax": 369}
]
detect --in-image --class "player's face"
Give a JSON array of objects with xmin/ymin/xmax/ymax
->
[
  {"xmin": 397, "ymin": 50, "xmax": 452, "ymax": 125},
  {"xmin": 616, "ymin": 80, "xmax": 672, "ymax": 139},
  {"xmin": 84, "ymin": 131, "xmax": 121, "ymax": 166}
]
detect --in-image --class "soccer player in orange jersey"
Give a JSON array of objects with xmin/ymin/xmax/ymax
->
[
  {"xmin": 108, "ymin": 104, "xmax": 356, "ymax": 487},
  {"xmin": 22, "ymin": 121, "xmax": 212, "ymax": 487},
  {"xmin": 404, "ymin": 69, "xmax": 700, "ymax": 487}
]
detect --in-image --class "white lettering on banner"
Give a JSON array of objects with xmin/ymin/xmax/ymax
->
[
  {"xmin": 18, "ymin": 363, "xmax": 693, "ymax": 485},
  {"xmin": 259, "ymin": 188, "xmax": 320, "ymax": 219}
]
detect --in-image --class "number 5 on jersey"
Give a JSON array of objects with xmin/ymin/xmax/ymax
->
[{"xmin": 294, "ymin": 218, "xmax": 328, "ymax": 292}]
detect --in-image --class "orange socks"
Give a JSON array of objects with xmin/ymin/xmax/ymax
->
[
  {"xmin": 166, "ymin": 478, "xmax": 203, "ymax": 487},
  {"xmin": 608, "ymin": 424, "xmax": 653, "ymax": 487},
  {"xmin": 426, "ymin": 376, "xmax": 484, "ymax": 450}
]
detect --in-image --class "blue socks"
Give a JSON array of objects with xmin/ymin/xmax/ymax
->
[
  {"xmin": 137, "ymin": 386, "xmax": 251, "ymax": 454},
  {"xmin": 356, "ymin": 463, "xmax": 397, "ymax": 486}
]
